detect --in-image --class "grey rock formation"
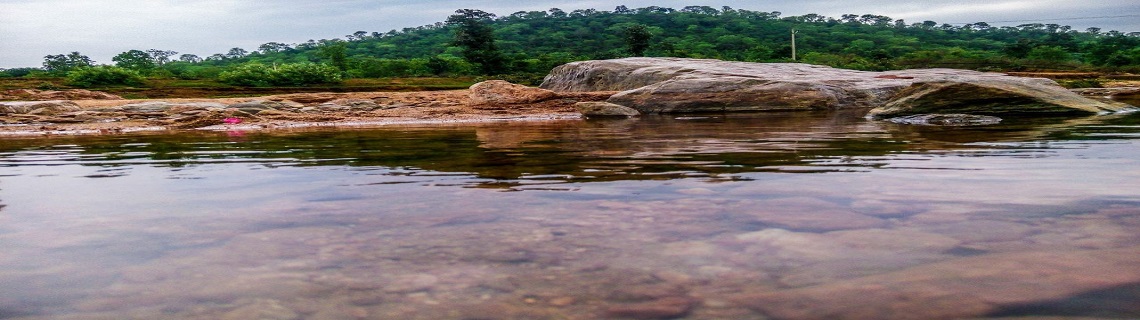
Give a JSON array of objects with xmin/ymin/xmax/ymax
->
[
  {"xmin": 868, "ymin": 80, "xmax": 1132, "ymax": 118},
  {"xmin": 540, "ymin": 58, "xmax": 1132, "ymax": 116}
]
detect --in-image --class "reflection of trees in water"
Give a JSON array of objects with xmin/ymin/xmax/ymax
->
[{"xmin": 0, "ymin": 112, "xmax": 1137, "ymax": 188}]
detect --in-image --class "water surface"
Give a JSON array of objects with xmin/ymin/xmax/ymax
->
[{"xmin": 1, "ymin": 112, "xmax": 1139, "ymax": 319}]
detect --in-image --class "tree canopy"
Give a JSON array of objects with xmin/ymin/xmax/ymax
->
[{"xmin": 14, "ymin": 6, "xmax": 1140, "ymax": 82}]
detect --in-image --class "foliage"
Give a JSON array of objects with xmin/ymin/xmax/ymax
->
[
  {"xmin": 112, "ymin": 50, "xmax": 157, "ymax": 71},
  {"xmin": 1058, "ymin": 79, "xmax": 1103, "ymax": 88},
  {"xmin": 65, "ymin": 66, "xmax": 146, "ymax": 88},
  {"xmin": 446, "ymin": 9, "xmax": 507, "ymax": 74},
  {"xmin": 15, "ymin": 5, "xmax": 1140, "ymax": 82},
  {"xmin": 217, "ymin": 63, "xmax": 342, "ymax": 87},
  {"xmin": 42, "ymin": 52, "xmax": 94, "ymax": 73},
  {"xmin": 623, "ymin": 24, "xmax": 653, "ymax": 56},
  {"xmin": 0, "ymin": 68, "xmax": 40, "ymax": 78},
  {"xmin": 317, "ymin": 41, "xmax": 349, "ymax": 71}
]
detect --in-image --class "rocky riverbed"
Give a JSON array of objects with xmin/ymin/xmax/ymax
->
[{"xmin": 0, "ymin": 82, "xmax": 614, "ymax": 135}]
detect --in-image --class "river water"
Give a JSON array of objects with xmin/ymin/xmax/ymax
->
[{"xmin": 1, "ymin": 112, "xmax": 1139, "ymax": 319}]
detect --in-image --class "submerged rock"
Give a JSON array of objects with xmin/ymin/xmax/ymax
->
[
  {"xmin": 886, "ymin": 114, "xmax": 1003, "ymax": 126},
  {"xmin": 540, "ymin": 58, "xmax": 1131, "ymax": 116},
  {"xmin": 605, "ymin": 296, "xmax": 697, "ymax": 319},
  {"xmin": 731, "ymin": 246, "xmax": 1140, "ymax": 320}
]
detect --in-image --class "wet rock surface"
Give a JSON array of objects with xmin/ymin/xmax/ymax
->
[
  {"xmin": 541, "ymin": 57, "xmax": 1131, "ymax": 115},
  {"xmin": 886, "ymin": 113, "xmax": 1003, "ymax": 126}
]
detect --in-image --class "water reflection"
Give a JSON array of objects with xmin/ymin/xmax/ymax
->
[
  {"xmin": 3, "ymin": 112, "xmax": 1136, "ymax": 188},
  {"xmin": 0, "ymin": 112, "xmax": 1139, "ymax": 319}
]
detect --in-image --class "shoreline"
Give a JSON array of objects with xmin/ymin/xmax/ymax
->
[
  {"xmin": 0, "ymin": 86, "xmax": 615, "ymax": 137},
  {"xmin": 0, "ymin": 113, "xmax": 584, "ymax": 137}
]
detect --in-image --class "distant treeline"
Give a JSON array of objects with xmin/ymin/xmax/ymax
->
[{"xmin": 4, "ymin": 5, "xmax": 1140, "ymax": 86}]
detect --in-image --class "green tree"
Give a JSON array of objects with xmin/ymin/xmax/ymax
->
[
  {"xmin": 226, "ymin": 47, "xmax": 249, "ymax": 60},
  {"xmin": 112, "ymin": 50, "xmax": 156, "ymax": 71},
  {"xmin": 623, "ymin": 24, "xmax": 652, "ymax": 56},
  {"xmin": 1026, "ymin": 46, "xmax": 1071, "ymax": 62},
  {"xmin": 179, "ymin": 54, "xmax": 203, "ymax": 63},
  {"xmin": 317, "ymin": 41, "xmax": 349, "ymax": 71},
  {"xmin": 42, "ymin": 52, "xmax": 94, "ymax": 73},
  {"xmin": 146, "ymin": 49, "xmax": 179, "ymax": 65},
  {"xmin": 66, "ymin": 66, "xmax": 145, "ymax": 87},
  {"xmin": 218, "ymin": 62, "xmax": 342, "ymax": 87},
  {"xmin": 446, "ymin": 9, "xmax": 506, "ymax": 74}
]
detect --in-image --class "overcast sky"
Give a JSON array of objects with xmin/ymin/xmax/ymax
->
[{"xmin": 2, "ymin": 0, "xmax": 1138, "ymax": 69}]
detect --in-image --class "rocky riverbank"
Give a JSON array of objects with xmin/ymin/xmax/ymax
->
[
  {"xmin": 0, "ymin": 82, "xmax": 615, "ymax": 136},
  {"xmin": 4, "ymin": 59, "xmax": 1140, "ymax": 135}
]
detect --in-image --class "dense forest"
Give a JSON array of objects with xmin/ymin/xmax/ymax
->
[{"xmin": 4, "ymin": 5, "xmax": 1140, "ymax": 87}]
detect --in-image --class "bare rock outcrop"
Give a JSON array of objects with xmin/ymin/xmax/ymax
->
[
  {"xmin": 0, "ymin": 100, "xmax": 82, "ymax": 115},
  {"xmin": 0, "ymin": 89, "xmax": 122, "ymax": 101},
  {"xmin": 469, "ymin": 80, "xmax": 558, "ymax": 109},
  {"xmin": 540, "ymin": 58, "xmax": 1132, "ymax": 116}
]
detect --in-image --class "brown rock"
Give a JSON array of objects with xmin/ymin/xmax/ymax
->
[
  {"xmin": 742, "ymin": 197, "xmax": 888, "ymax": 232},
  {"xmin": 382, "ymin": 273, "xmax": 439, "ymax": 294},
  {"xmin": 0, "ymin": 100, "xmax": 81, "ymax": 114},
  {"xmin": 606, "ymin": 296, "xmax": 697, "ymax": 319},
  {"xmin": 548, "ymin": 296, "xmax": 577, "ymax": 307},
  {"xmin": 575, "ymin": 101, "xmax": 641, "ymax": 117},
  {"xmin": 220, "ymin": 299, "xmax": 299, "ymax": 320},
  {"xmin": 731, "ymin": 246, "xmax": 1140, "ymax": 320},
  {"xmin": 469, "ymin": 80, "xmax": 558, "ymax": 108},
  {"xmin": 0, "ymin": 89, "xmax": 122, "ymax": 101}
]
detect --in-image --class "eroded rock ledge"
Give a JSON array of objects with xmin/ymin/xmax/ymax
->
[{"xmin": 540, "ymin": 57, "xmax": 1134, "ymax": 117}]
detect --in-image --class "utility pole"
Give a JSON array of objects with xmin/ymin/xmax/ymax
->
[{"xmin": 791, "ymin": 29, "xmax": 798, "ymax": 61}]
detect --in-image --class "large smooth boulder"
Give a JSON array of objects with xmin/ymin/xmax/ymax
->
[
  {"xmin": 540, "ymin": 58, "xmax": 1132, "ymax": 115},
  {"xmin": 575, "ymin": 101, "xmax": 640, "ymax": 117},
  {"xmin": 469, "ymin": 80, "xmax": 558, "ymax": 109}
]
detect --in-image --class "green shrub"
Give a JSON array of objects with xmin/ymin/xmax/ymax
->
[
  {"xmin": 1058, "ymin": 79, "xmax": 1104, "ymax": 89},
  {"xmin": 65, "ymin": 66, "xmax": 146, "ymax": 88},
  {"xmin": 218, "ymin": 63, "xmax": 275, "ymax": 87},
  {"xmin": 218, "ymin": 63, "xmax": 342, "ymax": 87},
  {"xmin": 273, "ymin": 63, "xmax": 343, "ymax": 86},
  {"xmin": 0, "ymin": 68, "xmax": 39, "ymax": 78}
]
